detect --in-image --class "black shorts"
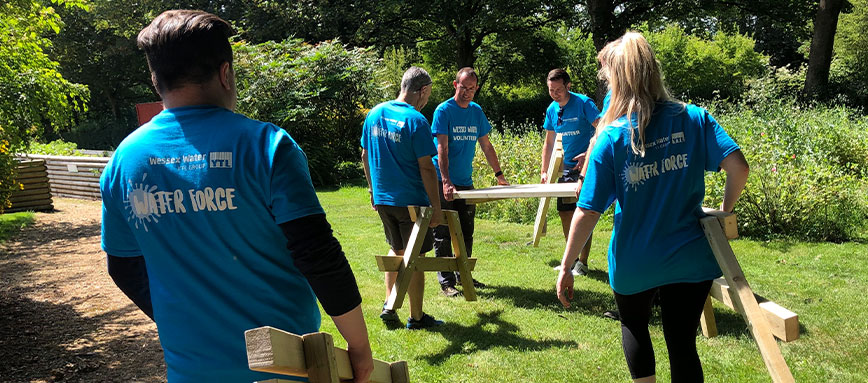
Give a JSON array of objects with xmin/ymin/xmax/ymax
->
[
  {"xmin": 556, "ymin": 168, "xmax": 580, "ymax": 212},
  {"xmin": 376, "ymin": 205, "xmax": 434, "ymax": 253}
]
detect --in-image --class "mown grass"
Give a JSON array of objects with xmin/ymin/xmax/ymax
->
[
  {"xmin": 0, "ymin": 211, "xmax": 34, "ymax": 244},
  {"xmin": 317, "ymin": 186, "xmax": 868, "ymax": 382}
]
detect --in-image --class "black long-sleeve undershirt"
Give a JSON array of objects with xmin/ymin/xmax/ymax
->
[{"xmin": 107, "ymin": 213, "xmax": 361, "ymax": 319}]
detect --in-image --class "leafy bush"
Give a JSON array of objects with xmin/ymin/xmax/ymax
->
[
  {"xmin": 705, "ymin": 100, "xmax": 868, "ymax": 241},
  {"xmin": 28, "ymin": 140, "xmax": 82, "ymax": 156},
  {"xmin": 470, "ymin": 124, "xmax": 549, "ymax": 223},
  {"xmin": 646, "ymin": 25, "xmax": 768, "ymax": 101},
  {"xmin": 234, "ymin": 38, "xmax": 388, "ymax": 186}
]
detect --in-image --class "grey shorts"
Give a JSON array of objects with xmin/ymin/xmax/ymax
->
[
  {"xmin": 376, "ymin": 205, "xmax": 434, "ymax": 253},
  {"xmin": 556, "ymin": 168, "xmax": 580, "ymax": 212}
]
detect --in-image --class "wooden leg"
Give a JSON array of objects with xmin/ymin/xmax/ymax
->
[
  {"xmin": 531, "ymin": 148, "xmax": 563, "ymax": 247},
  {"xmin": 701, "ymin": 217, "xmax": 794, "ymax": 383},
  {"xmin": 445, "ymin": 210, "xmax": 476, "ymax": 301},
  {"xmin": 384, "ymin": 207, "xmax": 431, "ymax": 311},
  {"xmin": 389, "ymin": 360, "xmax": 410, "ymax": 383},
  {"xmin": 699, "ymin": 294, "xmax": 718, "ymax": 338},
  {"xmin": 302, "ymin": 332, "xmax": 339, "ymax": 383}
]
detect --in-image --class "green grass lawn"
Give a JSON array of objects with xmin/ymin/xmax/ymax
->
[
  {"xmin": 0, "ymin": 211, "xmax": 34, "ymax": 244},
  {"xmin": 316, "ymin": 186, "xmax": 868, "ymax": 382}
]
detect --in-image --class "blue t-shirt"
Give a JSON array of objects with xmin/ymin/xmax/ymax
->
[
  {"xmin": 430, "ymin": 98, "xmax": 493, "ymax": 186},
  {"xmin": 101, "ymin": 105, "xmax": 322, "ymax": 383},
  {"xmin": 360, "ymin": 100, "xmax": 437, "ymax": 206},
  {"xmin": 543, "ymin": 92, "xmax": 600, "ymax": 168},
  {"xmin": 578, "ymin": 102, "xmax": 739, "ymax": 295},
  {"xmin": 598, "ymin": 90, "xmax": 611, "ymax": 120}
]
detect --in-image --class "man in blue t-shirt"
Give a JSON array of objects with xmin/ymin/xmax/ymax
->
[
  {"xmin": 361, "ymin": 66, "xmax": 445, "ymax": 330},
  {"xmin": 541, "ymin": 68, "xmax": 600, "ymax": 277},
  {"xmin": 431, "ymin": 67, "xmax": 508, "ymax": 297},
  {"xmin": 100, "ymin": 11, "xmax": 373, "ymax": 383}
]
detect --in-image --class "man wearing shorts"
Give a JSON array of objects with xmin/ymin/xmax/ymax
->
[
  {"xmin": 540, "ymin": 68, "xmax": 600, "ymax": 276},
  {"xmin": 361, "ymin": 66, "xmax": 445, "ymax": 330}
]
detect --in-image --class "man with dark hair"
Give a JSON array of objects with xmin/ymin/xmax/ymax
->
[
  {"xmin": 541, "ymin": 68, "xmax": 600, "ymax": 276},
  {"xmin": 432, "ymin": 67, "xmax": 508, "ymax": 297},
  {"xmin": 101, "ymin": 10, "xmax": 373, "ymax": 382},
  {"xmin": 361, "ymin": 66, "xmax": 445, "ymax": 329}
]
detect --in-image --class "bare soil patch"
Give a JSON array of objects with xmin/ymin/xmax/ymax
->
[{"xmin": 1, "ymin": 198, "xmax": 165, "ymax": 382}]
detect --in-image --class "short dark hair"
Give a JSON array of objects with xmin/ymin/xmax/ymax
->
[
  {"xmin": 547, "ymin": 68, "xmax": 571, "ymax": 86},
  {"xmin": 137, "ymin": 10, "xmax": 234, "ymax": 92},
  {"xmin": 455, "ymin": 67, "xmax": 478, "ymax": 83}
]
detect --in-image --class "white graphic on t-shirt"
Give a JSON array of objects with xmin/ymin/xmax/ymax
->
[
  {"xmin": 371, "ymin": 123, "xmax": 402, "ymax": 143},
  {"xmin": 451, "ymin": 125, "xmax": 478, "ymax": 141},
  {"xmin": 671, "ymin": 132, "xmax": 685, "ymax": 144},
  {"xmin": 621, "ymin": 153, "xmax": 689, "ymax": 192},
  {"xmin": 123, "ymin": 173, "xmax": 238, "ymax": 232},
  {"xmin": 209, "ymin": 152, "xmax": 233, "ymax": 168}
]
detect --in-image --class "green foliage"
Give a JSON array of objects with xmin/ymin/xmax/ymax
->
[
  {"xmin": 234, "ymin": 38, "xmax": 388, "ymax": 186},
  {"xmin": 0, "ymin": 0, "xmax": 89, "ymax": 211},
  {"xmin": 646, "ymin": 24, "xmax": 768, "ymax": 101},
  {"xmin": 830, "ymin": 0, "xmax": 868, "ymax": 107},
  {"xmin": 28, "ymin": 139, "xmax": 81, "ymax": 156},
  {"xmin": 470, "ymin": 125, "xmax": 547, "ymax": 223},
  {"xmin": 705, "ymin": 100, "xmax": 868, "ymax": 241}
]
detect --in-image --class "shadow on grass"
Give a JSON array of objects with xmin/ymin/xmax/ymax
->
[
  {"xmin": 421, "ymin": 310, "xmax": 579, "ymax": 365},
  {"xmin": 477, "ymin": 285, "xmax": 617, "ymax": 317}
]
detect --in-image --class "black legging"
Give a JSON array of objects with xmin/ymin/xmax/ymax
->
[{"xmin": 613, "ymin": 280, "xmax": 713, "ymax": 382}]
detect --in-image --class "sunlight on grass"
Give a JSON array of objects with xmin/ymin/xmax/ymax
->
[
  {"xmin": 316, "ymin": 186, "xmax": 868, "ymax": 382},
  {"xmin": 0, "ymin": 211, "xmax": 35, "ymax": 243}
]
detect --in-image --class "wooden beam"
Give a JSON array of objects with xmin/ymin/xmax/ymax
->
[
  {"xmin": 245, "ymin": 327, "xmax": 400, "ymax": 383},
  {"xmin": 384, "ymin": 207, "xmax": 431, "ymax": 311},
  {"xmin": 454, "ymin": 183, "xmax": 578, "ymax": 201},
  {"xmin": 376, "ymin": 256, "xmax": 477, "ymax": 272},
  {"xmin": 445, "ymin": 210, "xmax": 477, "ymax": 302},
  {"xmin": 709, "ymin": 278, "xmax": 799, "ymax": 342},
  {"xmin": 701, "ymin": 217, "xmax": 794, "ymax": 383},
  {"xmin": 702, "ymin": 208, "xmax": 739, "ymax": 239},
  {"xmin": 699, "ymin": 294, "xmax": 718, "ymax": 338}
]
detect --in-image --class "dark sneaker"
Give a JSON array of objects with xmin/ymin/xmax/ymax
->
[
  {"xmin": 441, "ymin": 285, "xmax": 461, "ymax": 297},
  {"xmin": 406, "ymin": 313, "xmax": 444, "ymax": 330},
  {"xmin": 603, "ymin": 310, "xmax": 620, "ymax": 321},
  {"xmin": 380, "ymin": 308, "xmax": 400, "ymax": 324},
  {"xmin": 472, "ymin": 279, "xmax": 487, "ymax": 288}
]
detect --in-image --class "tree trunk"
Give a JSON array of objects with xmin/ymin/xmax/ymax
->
[
  {"xmin": 456, "ymin": 30, "xmax": 476, "ymax": 70},
  {"xmin": 586, "ymin": 0, "xmax": 619, "ymax": 105},
  {"xmin": 804, "ymin": 0, "xmax": 846, "ymax": 98}
]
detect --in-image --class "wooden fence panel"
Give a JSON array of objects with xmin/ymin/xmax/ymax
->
[
  {"xmin": 17, "ymin": 154, "xmax": 111, "ymax": 202},
  {"xmin": 7, "ymin": 160, "xmax": 53, "ymax": 213}
]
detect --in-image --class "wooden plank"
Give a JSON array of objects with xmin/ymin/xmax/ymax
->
[
  {"xmin": 45, "ymin": 179, "xmax": 99, "ymax": 188},
  {"xmin": 45, "ymin": 171, "xmax": 101, "ymax": 181},
  {"xmin": 703, "ymin": 208, "xmax": 739, "ymax": 239},
  {"xmin": 384, "ymin": 207, "xmax": 431, "ymax": 311},
  {"xmin": 532, "ymin": 136, "xmax": 564, "ymax": 246},
  {"xmin": 10, "ymin": 187, "xmax": 51, "ymax": 198},
  {"xmin": 7, "ymin": 199, "xmax": 54, "ymax": 209},
  {"xmin": 701, "ymin": 217, "xmax": 794, "ymax": 383},
  {"xmin": 302, "ymin": 332, "xmax": 339, "ymax": 383},
  {"xmin": 245, "ymin": 327, "xmax": 396, "ymax": 383},
  {"xmin": 10, "ymin": 193, "xmax": 52, "ymax": 203},
  {"xmin": 445, "ymin": 210, "xmax": 476, "ymax": 302},
  {"xmin": 699, "ymin": 294, "xmax": 718, "ymax": 338},
  {"xmin": 16, "ymin": 165, "xmax": 47, "ymax": 173},
  {"xmin": 376, "ymin": 256, "xmax": 477, "ymax": 272},
  {"xmin": 453, "ymin": 182, "xmax": 578, "ymax": 201},
  {"xmin": 50, "ymin": 190, "xmax": 102, "ymax": 200},
  {"xmin": 390, "ymin": 361, "xmax": 410, "ymax": 383},
  {"xmin": 16, "ymin": 171, "xmax": 49, "ymax": 181},
  {"xmin": 709, "ymin": 278, "xmax": 799, "ymax": 342},
  {"xmin": 16, "ymin": 182, "xmax": 50, "ymax": 191}
]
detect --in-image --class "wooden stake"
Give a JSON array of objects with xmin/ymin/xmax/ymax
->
[
  {"xmin": 532, "ymin": 135, "xmax": 564, "ymax": 247},
  {"xmin": 384, "ymin": 207, "xmax": 431, "ymax": 311},
  {"xmin": 445, "ymin": 210, "xmax": 477, "ymax": 301},
  {"xmin": 701, "ymin": 217, "xmax": 794, "ymax": 383},
  {"xmin": 699, "ymin": 294, "xmax": 718, "ymax": 338},
  {"xmin": 302, "ymin": 332, "xmax": 339, "ymax": 383}
]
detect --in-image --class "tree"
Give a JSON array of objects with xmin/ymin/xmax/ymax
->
[
  {"xmin": 804, "ymin": 0, "xmax": 852, "ymax": 98},
  {"xmin": 0, "ymin": 0, "xmax": 88, "ymax": 211}
]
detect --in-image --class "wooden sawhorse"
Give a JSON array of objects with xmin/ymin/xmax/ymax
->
[
  {"xmin": 378, "ymin": 206, "xmax": 478, "ymax": 311},
  {"xmin": 245, "ymin": 327, "xmax": 409, "ymax": 382},
  {"xmin": 531, "ymin": 133, "xmax": 564, "ymax": 247},
  {"xmin": 700, "ymin": 210, "xmax": 796, "ymax": 383}
]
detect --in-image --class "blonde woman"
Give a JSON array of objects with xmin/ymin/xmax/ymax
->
[{"xmin": 556, "ymin": 32, "xmax": 749, "ymax": 382}]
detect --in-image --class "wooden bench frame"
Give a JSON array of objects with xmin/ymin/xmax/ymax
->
[
  {"xmin": 246, "ymin": 327, "xmax": 409, "ymax": 383},
  {"xmin": 381, "ymin": 207, "xmax": 478, "ymax": 311}
]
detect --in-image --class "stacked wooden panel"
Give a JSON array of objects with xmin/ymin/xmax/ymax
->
[
  {"xmin": 24, "ymin": 154, "xmax": 110, "ymax": 200},
  {"xmin": 7, "ymin": 159, "xmax": 53, "ymax": 213}
]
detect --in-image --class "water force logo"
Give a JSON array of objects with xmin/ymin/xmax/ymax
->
[
  {"xmin": 123, "ymin": 173, "xmax": 238, "ymax": 232},
  {"xmin": 621, "ymin": 153, "xmax": 689, "ymax": 191}
]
